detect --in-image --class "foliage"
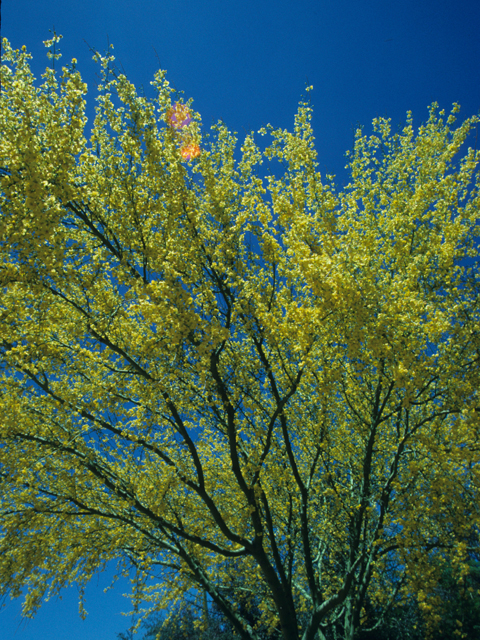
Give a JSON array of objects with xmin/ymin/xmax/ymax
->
[
  {"xmin": 118, "ymin": 598, "xmax": 239, "ymax": 640},
  {"xmin": 120, "ymin": 571, "xmax": 480, "ymax": 640},
  {"xmin": 427, "ymin": 557, "xmax": 480, "ymax": 639},
  {"xmin": 1, "ymin": 35, "xmax": 480, "ymax": 640}
]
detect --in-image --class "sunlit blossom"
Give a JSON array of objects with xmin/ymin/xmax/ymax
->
[
  {"xmin": 167, "ymin": 102, "xmax": 201, "ymax": 160},
  {"xmin": 166, "ymin": 103, "xmax": 192, "ymax": 130},
  {"xmin": 180, "ymin": 143, "xmax": 201, "ymax": 160}
]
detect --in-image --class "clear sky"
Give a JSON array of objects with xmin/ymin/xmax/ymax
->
[{"xmin": 1, "ymin": 0, "xmax": 480, "ymax": 638}]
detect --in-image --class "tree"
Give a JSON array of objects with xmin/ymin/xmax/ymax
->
[{"xmin": 1, "ymin": 35, "xmax": 480, "ymax": 640}]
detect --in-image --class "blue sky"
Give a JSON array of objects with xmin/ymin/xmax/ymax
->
[{"xmin": 2, "ymin": 0, "xmax": 480, "ymax": 638}]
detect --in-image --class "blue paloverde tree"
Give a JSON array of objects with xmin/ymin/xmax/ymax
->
[{"xmin": 1, "ymin": 36, "xmax": 480, "ymax": 640}]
